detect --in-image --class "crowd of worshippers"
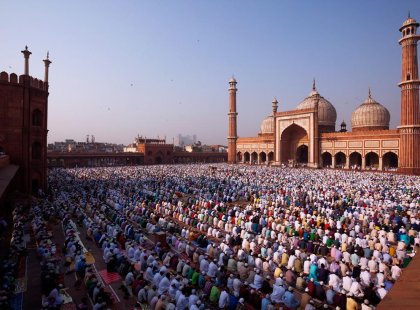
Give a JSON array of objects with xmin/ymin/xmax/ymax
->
[
  {"xmin": 31, "ymin": 203, "xmax": 66, "ymax": 310},
  {"xmin": 0, "ymin": 204, "xmax": 28, "ymax": 310},
  {"xmin": 30, "ymin": 164, "xmax": 420, "ymax": 309}
]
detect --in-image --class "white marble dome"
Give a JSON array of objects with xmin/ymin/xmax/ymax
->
[
  {"xmin": 260, "ymin": 116, "xmax": 274, "ymax": 134},
  {"xmin": 351, "ymin": 91, "xmax": 390, "ymax": 130},
  {"xmin": 296, "ymin": 85, "xmax": 337, "ymax": 128}
]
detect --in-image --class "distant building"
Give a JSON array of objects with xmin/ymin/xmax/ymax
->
[
  {"xmin": 48, "ymin": 140, "xmax": 124, "ymax": 153},
  {"xmin": 124, "ymin": 136, "xmax": 174, "ymax": 164},
  {"xmin": 184, "ymin": 143, "xmax": 227, "ymax": 153}
]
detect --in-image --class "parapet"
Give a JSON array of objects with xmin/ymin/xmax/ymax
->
[{"xmin": 0, "ymin": 71, "xmax": 48, "ymax": 91}]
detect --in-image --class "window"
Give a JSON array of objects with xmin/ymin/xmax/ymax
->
[{"xmin": 32, "ymin": 109, "xmax": 42, "ymax": 126}]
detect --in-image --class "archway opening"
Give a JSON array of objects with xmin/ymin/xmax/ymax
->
[
  {"xmin": 267, "ymin": 152, "xmax": 274, "ymax": 162},
  {"xmin": 244, "ymin": 152, "xmax": 250, "ymax": 163},
  {"xmin": 349, "ymin": 152, "xmax": 362, "ymax": 169},
  {"xmin": 155, "ymin": 156, "xmax": 162, "ymax": 164},
  {"xmin": 259, "ymin": 152, "xmax": 267, "ymax": 164},
  {"xmin": 280, "ymin": 124, "xmax": 309, "ymax": 164},
  {"xmin": 296, "ymin": 145, "xmax": 308, "ymax": 164},
  {"xmin": 155, "ymin": 151, "xmax": 164, "ymax": 164},
  {"xmin": 322, "ymin": 152, "xmax": 332, "ymax": 167},
  {"xmin": 251, "ymin": 152, "xmax": 258, "ymax": 164},
  {"xmin": 237, "ymin": 152, "xmax": 243, "ymax": 163},
  {"xmin": 365, "ymin": 152, "xmax": 379, "ymax": 169},
  {"xmin": 335, "ymin": 152, "xmax": 346, "ymax": 168},
  {"xmin": 383, "ymin": 152, "xmax": 398, "ymax": 170}
]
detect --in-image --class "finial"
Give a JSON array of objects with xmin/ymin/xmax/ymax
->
[
  {"xmin": 47, "ymin": 51, "xmax": 49, "ymax": 59},
  {"xmin": 408, "ymin": 11, "xmax": 411, "ymax": 18},
  {"xmin": 25, "ymin": 45, "xmax": 28, "ymax": 50},
  {"xmin": 368, "ymin": 87, "xmax": 371, "ymax": 99},
  {"xmin": 312, "ymin": 78, "xmax": 316, "ymax": 91}
]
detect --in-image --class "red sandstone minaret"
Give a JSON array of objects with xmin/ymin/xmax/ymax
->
[
  {"xmin": 227, "ymin": 77, "xmax": 238, "ymax": 164},
  {"xmin": 272, "ymin": 97, "xmax": 278, "ymax": 163},
  {"xmin": 398, "ymin": 15, "xmax": 420, "ymax": 174}
]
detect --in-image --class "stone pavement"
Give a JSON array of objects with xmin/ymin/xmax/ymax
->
[{"xmin": 378, "ymin": 246, "xmax": 420, "ymax": 310}]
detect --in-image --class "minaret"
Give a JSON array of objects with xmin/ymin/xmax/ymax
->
[
  {"xmin": 227, "ymin": 77, "xmax": 238, "ymax": 164},
  {"xmin": 21, "ymin": 45, "xmax": 31, "ymax": 75},
  {"xmin": 272, "ymin": 97, "xmax": 278, "ymax": 163},
  {"xmin": 312, "ymin": 86, "xmax": 320, "ymax": 168},
  {"xmin": 43, "ymin": 51, "xmax": 52, "ymax": 88},
  {"xmin": 398, "ymin": 15, "xmax": 420, "ymax": 174}
]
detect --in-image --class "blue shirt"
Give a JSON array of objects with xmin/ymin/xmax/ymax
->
[
  {"xmin": 261, "ymin": 297, "xmax": 270, "ymax": 310},
  {"xmin": 282, "ymin": 291, "xmax": 300, "ymax": 309}
]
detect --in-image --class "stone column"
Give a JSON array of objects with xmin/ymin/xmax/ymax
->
[
  {"xmin": 362, "ymin": 156, "xmax": 366, "ymax": 170},
  {"xmin": 332, "ymin": 155, "xmax": 336, "ymax": 168},
  {"xmin": 379, "ymin": 156, "xmax": 383, "ymax": 171},
  {"xmin": 43, "ymin": 52, "xmax": 52, "ymax": 85},
  {"xmin": 21, "ymin": 46, "xmax": 31, "ymax": 75}
]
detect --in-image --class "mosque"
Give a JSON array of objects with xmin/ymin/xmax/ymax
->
[{"xmin": 227, "ymin": 15, "xmax": 420, "ymax": 175}]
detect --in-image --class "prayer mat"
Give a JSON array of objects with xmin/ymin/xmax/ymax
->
[
  {"xmin": 98, "ymin": 269, "xmax": 121, "ymax": 285},
  {"xmin": 180, "ymin": 253, "xmax": 190, "ymax": 261}
]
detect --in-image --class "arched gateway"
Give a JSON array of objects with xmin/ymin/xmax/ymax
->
[{"xmin": 280, "ymin": 123, "xmax": 309, "ymax": 164}]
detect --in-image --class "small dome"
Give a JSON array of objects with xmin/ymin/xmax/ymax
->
[
  {"xmin": 403, "ymin": 17, "xmax": 417, "ymax": 26},
  {"xmin": 296, "ymin": 83, "xmax": 337, "ymax": 129},
  {"xmin": 351, "ymin": 90, "xmax": 390, "ymax": 131},
  {"xmin": 229, "ymin": 77, "xmax": 237, "ymax": 83},
  {"xmin": 260, "ymin": 116, "xmax": 274, "ymax": 134}
]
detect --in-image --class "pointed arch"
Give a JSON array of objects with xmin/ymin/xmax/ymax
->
[
  {"xmin": 243, "ymin": 152, "xmax": 250, "ymax": 163},
  {"xmin": 349, "ymin": 152, "xmax": 362, "ymax": 169},
  {"xmin": 321, "ymin": 152, "xmax": 332, "ymax": 167},
  {"xmin": 280, "ymin": 123, "xmax": 309, "ymax": 163},
  {"xmin": 366, "ymin": 152, "xmax": 379, "ymax": 169},
  {"xmin": 251, "ymin": 152, "xmax": 258, "ymax": 164},
  {"xmin": 334, "ymin": 152, "xmax": 346, "ymax": 168},
  {"xmin": 383, "ymin": 152, "xmax": 398, "ymax": 170},
  {"xmin": 237, "ymin": 152, "xmax": 243, "ymax": 163},
  {"xmin": 259, "ymin": 152, "xmax": 267, "ymax": 164}
]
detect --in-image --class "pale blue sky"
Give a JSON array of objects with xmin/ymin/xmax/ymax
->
[{"xmin": 0, "ymin": 1, "xmax": 418, "ymax": 145}]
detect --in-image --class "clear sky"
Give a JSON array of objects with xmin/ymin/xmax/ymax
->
[{"xmin": 0, "ymin": 1, "xmax": 418, "ymax": 145}]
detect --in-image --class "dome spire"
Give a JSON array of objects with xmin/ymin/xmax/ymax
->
[
  {"xmin": 368, "ymin": 87, "xmax": 372, "ymax": 99},
  {"xmin": 312, "ymin": 78, "xmax": 316, "ymax": 91}
]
